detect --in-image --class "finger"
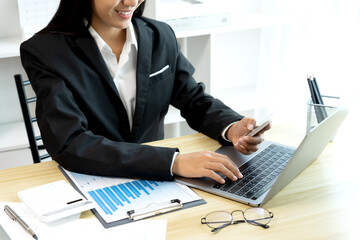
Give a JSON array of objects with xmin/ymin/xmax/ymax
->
[
  {"xmin": 209, "ymin": 152, "xmax": 238, "ymax": 169},
  {"xmin": 255, "ymin": 123, "xmax": 271, "ymax": 136},
  {"xmin": 235, "ymin": 137, "xmax": 263, "ymax": 154},
  {"xmin": 234, "ymin": 139, "xmax": 248, "ymax": 152},
  {"xmin": 247, "ymin": 122, "xmax": 255, "ymax": 131},
  {"xmin": 207, "ymin": 162, "xmax": 239, "ymax": 181},
  {"xmin": 264, "ymin": 122, "xmax": 271, "ymax": 130},
  {"xmin": 204, "ymin": 170, "xmax": 226, "ymax": 184},
  {"xmin": 208, "ymin": 152, "xmax": 242, "ymax": 179},
  {"xmin": 242, "ymin": 136, "xmax": 264, "ymax": 146},
  {"xmin": 234, "ymin": 144, "xmax": 254, "ymax": 155},
  {"xmin": 242, "ymin": 118, "xmax": 256, "ymax": 133}
]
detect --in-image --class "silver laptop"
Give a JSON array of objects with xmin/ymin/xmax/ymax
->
[{"xmin": 175, "ymin": 105, "xmax": 349, "ymax": 206}]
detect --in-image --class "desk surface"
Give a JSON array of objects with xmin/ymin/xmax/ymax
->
[{"xmin": 1, "ymin": 107, "xmax": 359, "ymax": 240}]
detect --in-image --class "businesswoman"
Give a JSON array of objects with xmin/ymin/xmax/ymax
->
[{"xmin": 20, "ymin": 0, "xmax": 269, "ymax": 183}]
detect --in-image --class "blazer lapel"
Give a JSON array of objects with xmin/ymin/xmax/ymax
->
[
  {"xmin": 73, "ymin": 32, "xmax": 120, "ymax": 98},
  {"xmin": 73, "ymin": 30, "xmax": 131, "ymax": 137},
  {"xmin": 131, "ymin": 19, "xmax": 152, "ymax": 141}
]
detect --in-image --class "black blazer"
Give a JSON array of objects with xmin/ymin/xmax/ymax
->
[{"xmin": 20, "ymin": 17, "xmax": 243, "ymax": 180}]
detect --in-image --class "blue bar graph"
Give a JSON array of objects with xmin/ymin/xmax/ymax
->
[
  {"xmin": 87, "ymin": 180, "xmax": 165, "ymax": 215},
  {"xmin": 149, "ymin": 180, "xmax": 159, "ymax": 186},
  {"xmin": 96, "ymin": 189, "xmax": 117, "ymax": 212},
  {"xmin": 104, "ymin": 187, "xmax": 124, "ymax": 206},
  {"xmin": 110, "ymin": 186, "xmax": 129, "ymax": 203},
  {"xmin": 133, "ymin": 181, "xmax": 150, "ymax": 195},
  {"xmin": 125, "ymin": 182, "xmax": 140, "ymax": 197},
  {"xmin": 89, "ymin": 190, "xmax": 112, "ymax": 215},
  {"xmin": 119, "ymin": 184, "xmax": 136, "ymax": 199},
  {"xmin": 140, "ymin": 180, "xmax": 154, "ymax": 190}
]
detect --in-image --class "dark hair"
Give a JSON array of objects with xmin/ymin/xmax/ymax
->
[{"xmin": 40, "ymin": 0, "xmax": 146, "ymax": 34}]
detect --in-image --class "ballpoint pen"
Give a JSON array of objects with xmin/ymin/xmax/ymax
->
[{"xmin": 4, "ymin": 205, "xmax": 38, "ymax": 240}]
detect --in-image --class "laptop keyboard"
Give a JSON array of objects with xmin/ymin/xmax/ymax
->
[{"xmin": 212, "ymin": 144, "xmax": 295, "ymax": 200}]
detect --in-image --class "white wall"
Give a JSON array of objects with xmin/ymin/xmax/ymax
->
[
  {"xmin": 0, "ymin": 57, "xmax": 26, "ymax": 125},
  {"xmin": 0, "ymin": 0, "xmax": 22, "ymax": 38}
]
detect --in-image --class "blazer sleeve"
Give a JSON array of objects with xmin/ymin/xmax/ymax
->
[
  {"xmin": 139, "ymin": 17, "xmax": 244, "ymax": 145},
  {"xmin": 20, "ymin": 39, "xmax": 177, "ymax": 181},
  {"xmin": 169, "ymin": 35, "xmax": 244, "ymax": 145}
]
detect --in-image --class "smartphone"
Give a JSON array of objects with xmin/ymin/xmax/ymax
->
[{"xmin": 245, "ymin": 119, "xmax": 271, "ymax": 137}]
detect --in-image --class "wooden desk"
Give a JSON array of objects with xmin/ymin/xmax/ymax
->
[{"xmin": 1, "ymin": 107, "xmax": 359, "ymax": 240}]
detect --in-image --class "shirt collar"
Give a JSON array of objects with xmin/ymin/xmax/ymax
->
[{"xmin": 87, "ymin": 22, "xmax": 138, "ymax": 53}]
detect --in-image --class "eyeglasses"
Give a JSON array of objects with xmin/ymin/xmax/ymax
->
[{"xmin": 201, "ymin": 207, "xmax": 274, "ymax": 232}]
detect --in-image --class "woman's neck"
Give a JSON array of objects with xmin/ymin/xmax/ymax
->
[{"xmin": 92, "ymin": 22, "xmax": 127, "ymax": 61}]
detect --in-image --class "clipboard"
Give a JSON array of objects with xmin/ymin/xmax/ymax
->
[{"xmin": 59, "ymin": 166, "xmax": 206, "ymax": 228}]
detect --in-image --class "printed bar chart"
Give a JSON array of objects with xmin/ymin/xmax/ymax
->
[
  {"xmin": 64, "ymin": 169, "xmax": 202, "ymax": 223},
  {"xmin": 88, "ymin": 180, "xmax": 160, "ymax": 215}
]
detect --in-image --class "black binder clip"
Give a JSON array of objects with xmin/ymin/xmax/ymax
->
[{"xmin": 127, "ymin": 199, "xmax": 182, "ymax": 221}]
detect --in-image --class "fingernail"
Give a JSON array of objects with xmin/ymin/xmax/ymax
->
[
  {"xmin": 232, "ymin": 175, "xmax": 237, "ymax": 181},
  {"xmin": 248, "ymin": 124, "xmax": 254, "ymax": 130},
  {"xmin": 236, "ymin": 170, "xmax": 243, "ymax": 178}
]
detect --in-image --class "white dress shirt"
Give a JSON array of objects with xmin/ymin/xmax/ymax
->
[{"xmin": 88, "ymin": 23, "xmax": 138, "ymax": 130}]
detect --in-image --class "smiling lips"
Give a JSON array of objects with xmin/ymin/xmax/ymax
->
[{"xmin": 115, "ymin": 9, "xmax": 133, "ymax": 19}]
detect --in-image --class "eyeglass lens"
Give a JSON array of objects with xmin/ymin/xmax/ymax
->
[
  {"xmin": 204, "ymin": 211, "xmax": 233, "ymax": 229},
  {"xmin": 242, "ymin": 208, "xmax": 272, "ymax": 227}
]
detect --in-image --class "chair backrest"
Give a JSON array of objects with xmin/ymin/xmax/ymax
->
[{"xmin": 14, "ymin": 74, "xmax": 51, "ymax": 164}]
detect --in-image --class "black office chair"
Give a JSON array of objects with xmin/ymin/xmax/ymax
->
[{"xmin": 14, "ymin": 74, "xmax": 51, "ymax": 164}]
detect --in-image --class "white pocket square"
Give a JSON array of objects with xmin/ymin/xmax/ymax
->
[{"xmin": 149, "ymin": 65, "xmax": 170, "ymax": 77}]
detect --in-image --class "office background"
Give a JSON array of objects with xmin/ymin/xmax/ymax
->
[{"xmin": 1, "ymin": 0, "xmax": 360, "ymax": 169}]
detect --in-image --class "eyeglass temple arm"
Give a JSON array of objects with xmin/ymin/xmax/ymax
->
[
  {"xmin": 246, "ymin": 212, "xmax": 274, "ymax": 229},
  {"xmin": 248, "ymin": 220, "xmax": 270, "ymax": 229},
  {"xmin": 211, "ymin": 222, "xmax": 232, "ymax": 233},
  {"xmin": 213, "ymin": 219, "xmax": 247, "ymax": 232}
]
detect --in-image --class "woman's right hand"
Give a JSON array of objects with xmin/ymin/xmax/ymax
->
[{"xmin": 172, "ymin": 151, "xmax": 243, "ymax": 184}]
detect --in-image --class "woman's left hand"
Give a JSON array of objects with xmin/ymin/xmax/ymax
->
[{"xmin": 226, "ymin": 117, "xmax": 271, "ymax": 155}]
